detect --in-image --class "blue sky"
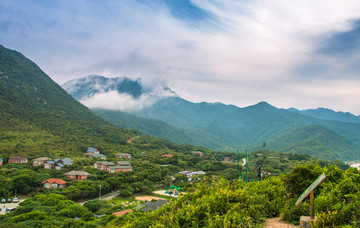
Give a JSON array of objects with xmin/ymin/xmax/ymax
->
[{"xmin": 1, "ymin": 0, "xmax": 360, "ymax": 114}]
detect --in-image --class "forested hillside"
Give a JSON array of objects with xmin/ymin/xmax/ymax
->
[{"xmin": 0, "ymin": 45, "xmax": 141, "ymax": 158}]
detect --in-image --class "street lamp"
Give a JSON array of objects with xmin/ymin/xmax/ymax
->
[{"xmin": 99, "ymin": 185, "xmax": 101, "ymax": 200}]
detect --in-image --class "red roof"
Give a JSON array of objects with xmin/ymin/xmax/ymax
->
[
  {"xmin": 113, "ymin": 209, "xmax": 133, "ymax": 216},
  {"xmin": 161, "ymin": 154, "xmax": 173, "ymax": 158},
  {"xmin": 42, "ymin": 178, "xmax": 66, "ymax": 185}
]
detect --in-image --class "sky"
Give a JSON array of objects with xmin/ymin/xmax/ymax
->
[{"xmin": 1, "ymin": 0, "xmax": 360, "ymax": 115}]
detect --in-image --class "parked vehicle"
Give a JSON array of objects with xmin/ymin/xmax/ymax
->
[
  {"xmin": 5, "ymin": 207, "xmax": 16, "ymax": 213},
  {"xmin": 1, "ymin": 199, "xmax": 6, "ymax": 204},
  {"xmin": 7, "ymin": 198, "xmax": 12, "ymax": 203},
  {"xmin": 12, "ymin": 198, "xmax": 19, "ymax": 203}
]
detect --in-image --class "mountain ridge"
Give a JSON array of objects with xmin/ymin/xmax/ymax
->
[{"xmin": 62, "ymin": 75, "xmax": 360, "ymax": 161}]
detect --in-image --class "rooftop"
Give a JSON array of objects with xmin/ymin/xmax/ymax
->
[
  {"xmin": 42, "ymin": 178, "xmax": 66, "ymax": 185},
  {"xmin": 65, "ymin": 171, "xmax": 91, "ymax": 176}
]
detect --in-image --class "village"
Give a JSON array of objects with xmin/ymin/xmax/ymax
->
[{"xmin": 0, "ymin": 147, "xmax": 213, "ymax": 217}]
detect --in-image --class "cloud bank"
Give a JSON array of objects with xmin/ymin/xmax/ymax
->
[{"xmin": 1, "ymin": 0, "xmax": 360, "ymax": 114}]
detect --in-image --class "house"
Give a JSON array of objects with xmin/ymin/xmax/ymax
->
[
  {"xmin": 115, "ymin": 153, "xmax": 132, "ymax": 159},
  {"xmin": 65, "ymin": 171, "xmax": 91, "ymax": 180},
  {"xmin": 83, "ymin": 147, "xmax": 100, "ymax": 157},
  {"xmin": 44, "ymin": 158, "xmax": 73, "ymax": 170},
  {"xmin": 223, "ymin": 157, "xmax": 231, "ymax": 162},
  {"xmin": 115, "ymin": 161, "xmax": 131, "ymax": 167},
  {"xmin": 94, "ymin": 161, "xmax": 115, "ymax": 170},
  {"xmin": 161, "ymin": 154, "xmax": 173, "ymax": 158},
  {"xmin": 0, "ymin": 158, "xmax": 3, "ymax": 166},
  {"xmin": 107, "ymin": 165, "xmax": 133, "ymax": 173},
  {"xmin": 191, "ymin": 151, "xmax": 203, "ymax": 156},
  {"xmin": 54, "ymin": 158, "xmax": 73, "ymax": 165},
  {"xmin": 89, "ymin": 153, "xmax": 107, "ymax": 160},
  {"xmin": 8, "ymin": 156, "xmax": 28, "ymax": 164},
  {"xmin": 42, "ymin": 178, "xmax": 66, "ymax": 189},
  {"xmin": 33, "ymin": 157, "xmax": 51, "ymax": 166},
  {"xmin": 87, "ymin": 147, "xmax": 99, "ymax": 153},
  {"xmin": 135, "ymin": 199, "xmax": 169, "ymax": 212}
]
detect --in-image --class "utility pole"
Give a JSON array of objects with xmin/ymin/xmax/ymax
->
[
  {"xmin": 254, "ymin": 153, "xmax": 257, "ymax": 182},
  {"xmin": 237, "ymin": 150, "xmax": 242, "ymax": 180},
  {"xmin": 15, "ymin": 189, "xmax": 17, "ymax": 198},
  {"xmin": 99, "ymin": 185, "xmax": 101, "ymax": 200},
  {"xmin": 245, "ymin": 150, "xmax": 248, "ymax": 183}
]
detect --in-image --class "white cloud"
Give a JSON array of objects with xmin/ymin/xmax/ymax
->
[
  {"xmin": 80, "ymin": 91, "xmax": 152, "ymax": 111},
  {"xmin": 1, "ymin": 0, "xmax": 360, "ymax": 114}
]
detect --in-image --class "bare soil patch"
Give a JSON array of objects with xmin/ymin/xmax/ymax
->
[
  {"xmin": 134, "ymin": 196, "xmax": 164, "ymax": 201},
  {"xmin": 264, "ymin": 217, "xmax": 298, "ymax": 228}
]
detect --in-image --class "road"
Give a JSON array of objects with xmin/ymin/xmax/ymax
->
[
  {"xmin": 0, "ymin": 202, "xmax": 21, "ymax": 215},
  {"xmin": 78, "ymin": 191, "xmax": 119, "ymax": 205}
]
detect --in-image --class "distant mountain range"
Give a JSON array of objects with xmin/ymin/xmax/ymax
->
[{"xmin": 63, "ymin": 76, "xmax": 360, "ymax": 161}]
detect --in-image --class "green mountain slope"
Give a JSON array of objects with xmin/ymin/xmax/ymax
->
[
  {"xmin": 0, "ymin": 45, "xmax": 139, "ymax": 157},
  {"xmin": 92, "ymin": 108, "xmax": 230, "ymax": 149},
  {"xmin": 267, "ymin": 125, "xmax": 360, "ymax": 160},
  {"xmin": 93, "ymin": 99, "xmax": 360, "ymax": 160}
]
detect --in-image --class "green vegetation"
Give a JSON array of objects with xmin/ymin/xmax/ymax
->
[{"xmin": 0, "ymin": 45, "xmax": 359, "ymax": 227}]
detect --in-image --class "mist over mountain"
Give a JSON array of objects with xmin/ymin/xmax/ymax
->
[
  {"xmin": 63, "ymin": 75, "xmax": 360, "ymax": 161},
  {"xmin": 62, "ymin": 75, "xmax": 177, "ymax": 111}
]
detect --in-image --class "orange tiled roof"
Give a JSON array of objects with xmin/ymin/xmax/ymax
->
[
  {"xmin": 42, "ymin": 178, "xmax": 66, "ymax": 185},
  {"xmin": 161, "ymin": 154, "xmax": 173, "ymax": 158}
]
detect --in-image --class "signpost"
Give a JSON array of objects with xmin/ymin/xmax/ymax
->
[{"xmin": 296, "ymin": 173, "xmax": 326, "ymax": 219}]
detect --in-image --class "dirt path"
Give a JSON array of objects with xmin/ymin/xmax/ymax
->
[
  {"xmin": 134, "ymin": 196, "xmax": 164, "ymax": 201},
  {"xmin": 264, "ymin": 217, "xmax": 298, "ymax": 228}
]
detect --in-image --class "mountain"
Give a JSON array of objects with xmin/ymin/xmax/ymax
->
[
  {"xmin": 63, "ymin": 77, "xmax": 360, "ymax": 161},
  {"xmin": 0, "ymin": 45, "xmax": 140, "ymax": 158},
  {"xmin": 62, "ymin": 75, "xmax": 147, "ymax": 100},
  {"xmin": 288, "ymin": 107, "xmax": 360, "ymax": 123}
]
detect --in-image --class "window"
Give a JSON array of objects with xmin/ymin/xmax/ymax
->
[{"xmin": 45, "ymin": 183, "xmax": 50, "ymax": 188}]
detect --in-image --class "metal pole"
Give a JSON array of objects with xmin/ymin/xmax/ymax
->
[
  {"xmin": 245, "ymin": 150, "xmax": 248, "ymax": 183},
  {"xmin": 99, "ymin": 185, "xmax": 101, "ymax": 200},
  {"xmin": 15, "ymin": 189, "xmax": 17, "ymax": 198},
  {"xmin": 254, "ymin": 153, "xmax": 257, "ymax": 182},
  {"xmin": 237, "ymin": 150, "xmax": 242, "ymax": 180},
  {"xmin": 310, "ymin": 190, "xmax": 314, "ymax": 219}
]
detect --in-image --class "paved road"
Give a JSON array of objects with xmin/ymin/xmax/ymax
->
[
  {"xmin": 0, "ymin": 202, "xmax": 20, "ymax": 215},
  {"xmin": 78, "ymin": 191, "xmax": 119, "ymax": 205}
]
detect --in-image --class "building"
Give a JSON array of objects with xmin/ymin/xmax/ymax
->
[
  {"xmin": 65, "ymin": 171, "xmax": 91, "ymax": 180},
  {"xmin": 94, "ymin": 161, "xmax": 116, "ymax": 170},
  {"xmin": 191, "ymin": 151, "xmax": 203, "ymax": 156},
  {"xmin": 83, "ymin": 147, "xmax": 100, "ymax": 157},
  {"xmin": 87, "ymin": 147, "xmax": 99, "ymax": 153},
  {"xmin": 89, "ymin": 153, "xmax": 107, "ymax": 160},
  {"xmin": 107, "ymin": 165, "xmax": 133, "ymax": 173},
  {"xmin": 223, "ymin": 157, "xmax": 231, "ymax": 162},
  {"xmin": 116, "ymin": 161, "xmax": 131, "ymax": 167},
  {"xmin": 115, "ymin": 153, "xmax": 132, "ymax": 159},
  {"xmin": 42, "ymin": 178, "xmax": 66, "ymax": 189},
  {"xmin": 44, "ymin": 158, "xmax": 73, "ymax": 170},
  {"xmin": 161, "ymin": 154, "xmax": 173, "ymax": 158},
  {"xmin": 8, "ymin": 156, "xmax": 28, "ymax": 164},
  {"xmin": 0, "ymin": 158, "xmax": 3, "ymax": 165},
  {"xmin": 33, "ymin": 157, "xmax": 51, "ymax": 166}
]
